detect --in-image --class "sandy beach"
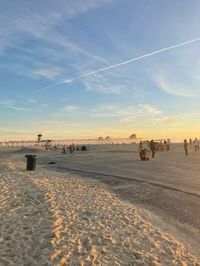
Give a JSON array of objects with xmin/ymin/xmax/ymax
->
[{"xmin": 0, "ymin": 145, "xmax": 200, "ymax": 265}]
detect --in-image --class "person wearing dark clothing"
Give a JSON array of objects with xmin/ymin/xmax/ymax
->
[
  {"xmin": 150, "ymin": 140, "xmax": 156, "ymax": 158},
  {"xmin": 184, "ymin": 139, "xmax": 188, "ymax": 156}
]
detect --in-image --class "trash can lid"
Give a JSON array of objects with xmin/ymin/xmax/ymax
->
[{"xmin": 25, "ymin": 155, "xmax": 37, "ymax": 158}]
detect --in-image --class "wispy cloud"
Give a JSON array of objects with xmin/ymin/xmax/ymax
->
[
  {"xmin": 163, "ymin": 117, "xmax": 183, "ymax": 126},
  {"xmin": 42, "ymin": 37, "xmax": 200, "ymax": 90},
  {"xmin": 32, "ymin": 66, "xmax": 63, "ymax": 80},
  {"xmin": 62, "ymin": 105, "xmax": 80, "ymax": 112},
  {"xmin": 0, "ymin": 0, "xmax": 116, "ymax": 86},
  {"xmin": 26, "ymin": 99, "xmax": 37, "ymax": 105},
  {"xmin": 60, "ymin": 103, "xmax": 163, "ymax": 122},
  {"xmin": 25, "ymin": 98, "xmax": 48, "ymax": 108},
  {"xmin": 0, "ymin": 99, "xmax": 29, "ymax": 111},
  {"xmin": 82, "ymin": 73, "xmax": 123, "ymax": 94},
  {"xmin": 0, "ymin": 98, "xmax": 48, "ymax": 112},
  {"xmin": 156, "ymin": 74, "xmax": 195, "ymax": 97},
  {"xmin": 139, "ymin": 104, "xmax": 162, "ymax": 114},
  {"xmin": 0, "ymin": 1, "xmax": 114, "ymax": 58}
]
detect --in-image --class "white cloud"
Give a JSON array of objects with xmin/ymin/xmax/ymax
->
[
  {"xmin": 0, "ymin": 0, "xmax": 116, "ymax": 84},
  {"xmin": 163, "ymin": 117, "xmax": 183, "ymax": 126},
  {"xmin": 26, "ymin": 99, "xmax": 37, "ymax": 105},
  {"xmin": 62, "ymin": 105, "xmax": 80, "ymax": 112},
  {"xmin": 82, "ymin": 73, "xmax": 123, "ymax": 94},
  {"xmin": 139, "ymin": 104, "xmax": 162, "ymax": 114},
  {"xmin": 156, "ymin": 74, "xmax": 194, "ymax": 97},
  {"xmin": 0, "ymin": 1, "xmax": 114, "ymax": 57},
  {"xmin": 0, "ymin": 99, "xmax": 29, "ymax": 111},
  {"xmin": 32, "ymin": 67, "xmax": 63, "ymax": 80},
  {"xmin": 39, "ymin": 120, "xmax": 79, "ymax": 127},
  {"xmin": 25, "ymin": 99, "xmax": 48, "ymax": 108},
  {"xmin": 59, "ymin": 103, "xmax": 163, "ymax": 123}
]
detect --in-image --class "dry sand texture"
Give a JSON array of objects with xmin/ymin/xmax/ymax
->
[{"xmin": 0, "ymin": 153, "xmax": 200, "ymax": 266}]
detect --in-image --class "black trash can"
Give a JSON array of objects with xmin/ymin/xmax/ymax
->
[
  {"xmin": 81, "ymin": 146, "xmax": 87, "ymax": 151},
  {"xmin": 25, "ymin": 155, "xmax": 37, "ymax": 171}
]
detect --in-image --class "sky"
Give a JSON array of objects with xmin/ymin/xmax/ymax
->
[{"xmin": 0, "ymin": 0, "xmax": 200, "ymax": 141}]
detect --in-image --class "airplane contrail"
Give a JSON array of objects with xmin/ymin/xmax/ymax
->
[{"xmin": 42, "ymin": 37, "xmax": 200, "ymax": 90}]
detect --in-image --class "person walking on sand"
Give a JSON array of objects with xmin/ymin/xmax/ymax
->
[
  {"xmin": 193, "ymin": 138, "xmax": 199, "ymax": 152},
  {"xmin": 150, "ymin": 139, "xmax": 156, "ymax": 158},
  {"xmin": 184, "ymin": 139, "xmax": 188, "ymax": 156},
  {"xmin": 62, "ymin": 145, "xmax": 67, "ymax": 153},
  {"xmin": 166, "ymin": 139, "xmax": 170, "ymax": 151},
  {"xmin": 139, "ymin": 141, "xmax": 149, "ymax": 161},
  {"xmin": 139, "ymin": 141, "xmax": 144, "ymax": 160}
]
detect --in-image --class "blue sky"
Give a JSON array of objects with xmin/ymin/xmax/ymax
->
[{"xmin": 1, "ymin": 0, "xmax": 200, "ymax": 140}]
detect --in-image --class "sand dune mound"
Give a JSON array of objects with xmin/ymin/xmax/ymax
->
[{"xmin": 14, "ymin": 147, "xmax": 45, "ymax": 154}]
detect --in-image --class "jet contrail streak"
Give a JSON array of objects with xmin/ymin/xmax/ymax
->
[{"xmin": 42, "ymin": 37, "xmax": 200, "ymax": 90}]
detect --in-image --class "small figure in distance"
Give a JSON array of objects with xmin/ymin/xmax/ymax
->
[
  {"xmin": 76, "ymin": 145, "xmax": 80, "ymax": 151},
  {"xmin": 146, "ymin": 140, "xmax": 150, "ymax": 151},
  {"xmin": 184, "ymin": 139, "xmax": 188, "ymax": 156},
  {"xmin": 72, "ymin": 143, "xmax": 76, "ymax": 152},
  {"xmin": 164, "ymin": 140, "xmax": 167, "ymax": 150},
  {"xmin": 193, "ymin": 138, "xmax": 199, "ymax": 152},
  {"xmin": 62, "ymin": 145, "xmax": 67, "ymax": 153},
  {"xmin": 189, "ymin": 138, "xmax": 192, "ymax": 145},
  {"xmin": 69, "ymin": 144, "xmax": 74, "ymax": 153},
  {"xmin": 150, "ymin": 139, "xmax": 156, "ymax": 158},
  {"xmin": 166, "ymin": 139, "xmax": 170, "ymax": 151},
  {"xmin": 139, "ymin": 141, "xmax": 149, "ymax": 161}
]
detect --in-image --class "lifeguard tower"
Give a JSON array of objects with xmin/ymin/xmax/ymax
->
[{"xmin": 37, "ymin": 134, "xmax": 42, "ymax": 142}]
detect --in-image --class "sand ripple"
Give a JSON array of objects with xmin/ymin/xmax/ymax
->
[{"xmin": 0, "ymin": 159, "xmax": 199, "ymax": 266}]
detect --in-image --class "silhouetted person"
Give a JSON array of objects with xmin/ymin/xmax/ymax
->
[
  {"xmin": 54, "ymin": 145, "xmax": 57, "ymax": 151},
  {"xmin": 69, "ymin": 144, "xmax": 75, "ymax": 153},
  {"xmin": 194, "ymin": 138, "xmax": 199, "ymax": 152},
  {"xmin": 139, "ymin": 141, "xmax": 143, "ymax": 160},
  {"xmin": 76, "ymin": 146, "xmax": 80, "ymax": 151},
  {"xmin": 150, "ymin": 140, "xmax": 156, "ymax": 158},
  {"xmin": 146, "ymin": 140, "xmax": 150, "ymax": 151},
  {"xmin": 189, "ymin": 138, "xmax": 192, "ymax": 145},
  {"xmin": 62, "ymin": 145, "xmax": 67, "ymax": 153},
  {"xmin": 184, "ymin": 139, "xmax": 188, "ymax": 156},
  {"xmin": 166, "ymin": 139, "xmax": 170, "ymax": 151},
  {"xmin": 164, "ymin": 140, "xmax": 167, "ymax": 150}
]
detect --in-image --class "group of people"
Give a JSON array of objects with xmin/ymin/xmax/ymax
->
[
  {"xmin": 62, "ymin": 144, "xmax": 76, "ymax": 153},
  {"xmin": 184, "ymin": 138, "xmax": 200, "ymax": 156},
  {"xmin": 43, "ymin": 143, "xmax": 87, "ymax": 153},
  {"xmin": 139, "ymin": 139, "xmax": 169, "ymax": 161},
  {"xmin": 139, "ymin": 137, "xmax": 200, "ymax": 160}
]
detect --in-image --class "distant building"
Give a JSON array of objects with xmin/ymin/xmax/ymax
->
[
  {"xmin": 37, "ymin": 134, "xmax": 42, "ymax": 142},
  {"xmin": 129, "ymin": 133, "xmax": 137, "ymax": 139}
]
